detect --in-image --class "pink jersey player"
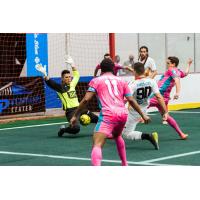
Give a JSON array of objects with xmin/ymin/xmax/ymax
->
[
  {"xmin": 88, "ymin": 73, "xmax": 131, "ymax": 138},
  {"xmin": 148, "ymin": 57, "xmax": 192, "ymax": 140},
  {"xmin": 150, "ymin": 67, "xmax": 186, "ymax": 105},
  {"xmin": 71, "ymin": 58, "xmax": 149, "ymax": 166},
  {"xmin": 95, "ymin": 63, "xmax": 124, "ymax": 76},
  {"xmin": 94, "ymin": 54, "xmax": 133, "ymax": 77}
]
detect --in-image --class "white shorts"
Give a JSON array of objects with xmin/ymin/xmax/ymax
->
[{"xmin": 122, "ymin": 107, "xmax": 147, "ymax": 140}]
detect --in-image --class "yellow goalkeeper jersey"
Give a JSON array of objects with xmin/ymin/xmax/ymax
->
[{"xmin": 45, "ymin": 70, "xmax": 80, "ymax": 110}]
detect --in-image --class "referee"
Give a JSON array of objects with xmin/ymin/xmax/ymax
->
[{"xmin": 40, "ymin": 56, "xmax": 98, "ymax": 136}]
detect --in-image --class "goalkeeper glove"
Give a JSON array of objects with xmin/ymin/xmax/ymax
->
[
  {"xmin": 64, "ymin": 55, "xmax": 75, "ymax": 67},
  {"xmin": 35, "ymin": 64, "xmax": 47, "ymax": 76}
]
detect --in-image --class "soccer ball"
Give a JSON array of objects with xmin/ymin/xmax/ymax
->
[{"xmin": 80, "ymin": 114, "xmax": 91, "ymax": 126}]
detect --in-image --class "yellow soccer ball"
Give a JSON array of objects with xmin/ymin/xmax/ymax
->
[{"xmin": 80, "ymin": 114, "xmax": 91, "ymax": 126}]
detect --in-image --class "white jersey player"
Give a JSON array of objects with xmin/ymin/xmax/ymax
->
[{"xmin": 122, "ymin": 62, "xmax": 168, "ymax": 150}]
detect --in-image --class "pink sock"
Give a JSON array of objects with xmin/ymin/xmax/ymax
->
[
  {"xmin": 157, "ymin": 105, "xmax": 185, "ymax": 138},
  {"xmin": 115, "ymin": 136, "xmax": 128, "ymax": 166},
  {"xmin": 91, "ymin": 146, "xmax": 102, "ymax": 166},
  {"xmin": 167, "ymin": 115, "xmax": 185, "ymax": 137}
]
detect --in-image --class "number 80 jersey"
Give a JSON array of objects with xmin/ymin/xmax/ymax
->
[{"xmin": 128, "ymin": 77, "xmax": 160, "ymax": 109}]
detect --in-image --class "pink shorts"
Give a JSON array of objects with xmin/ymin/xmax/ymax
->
[
  {"xmin": 149, "ymin": 97, "xmax": 169, "ymax": 108},
  {"xmin": 94, "ymin": 114, "xmax": 128, "ymax": 138}
]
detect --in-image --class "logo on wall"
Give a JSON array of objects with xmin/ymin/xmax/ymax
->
[
  {"xmin": 0, "ymin": 77, "xmax": 45, "ymax": 116},
  {"xmin": 0, "ymin": 82, "xmax": 32, "ymax": 96},
  {"xmin": 0, "ymin": 99, "xmax": 9, "ymax": 113},
  {"xmin": 26, "ymin": 33, "xmax": 48, "ymax": 77}
]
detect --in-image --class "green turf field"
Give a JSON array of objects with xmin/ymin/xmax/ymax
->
[{"xmin": 0, "ymin": 109, "xmax": 199, "ymax": 166}]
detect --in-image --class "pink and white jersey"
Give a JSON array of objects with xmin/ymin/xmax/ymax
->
[
  {"xmin": 158, "ymin": 67, "xmax": 186, "ymax": 99},
  {"xmin": 88, "ymin": 73, "xmax": 132, "ymax": 122}
]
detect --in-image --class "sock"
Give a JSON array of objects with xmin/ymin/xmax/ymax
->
[
  {"xmin": 167, "ymin": 115, "xmax": 185, "ymax": 137},
  {"xmin": 157, "ymin": 105, "xmax": 185, "ymax": 138},
  {"xmin": 91, "ymin": 146, "xmax": 102, "ymax": 166},
  {"xmin": 142, "ymin": 132, "xmax": 157, "ymax": 148},
  {"xmin": 115, "ymin": 136, "xmax": 128, "ymax": 166},
  {"xmin": 141, "ymin": 133, "xmax": 151, "ymax": 140}
]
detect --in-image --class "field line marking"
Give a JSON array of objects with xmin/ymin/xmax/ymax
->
[
  {"xmin": 169, "ymin": 111, "xmax": 200, "ymax": 114},
  {"xmin": 0, "ymin": 150, "xmax": 179, "ymax": 166},
  {"xmin": 142, "ymin": 150, "xmax": 200, "ymax": 163},
  {"xmin": 0, "ymin": 122, "xmax": 68, "ymax": 131}
]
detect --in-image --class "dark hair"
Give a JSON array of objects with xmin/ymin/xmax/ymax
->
[
  {"xmin": 139, "ymin": 46, "xmax": 149, "ymax": 52},
  {"xmin": 100, "ymin": 58, "xmax": 114, "ymax": 73},
  {"xmin": 104, "ymin": 53, "xmax": 110, "ymax": 58},
  {"xmin": 61, "ymin": 69, "xmax": 70, "ymax": 77},
  {"xmin": 133, "ymin": 62, "xmax": 145, "ymax": 75},
  {"xmin": 138, "ymin": 46, "xmax": 149, "ymax": 65},
  {"xmin": 168, "ymin": 56, "xmax": 179, "ymax": 67}
]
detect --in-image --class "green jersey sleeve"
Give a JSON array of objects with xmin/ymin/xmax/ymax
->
[{"xmin": 70, "ymin": 70, "xmax": 80, "ymax": 88}]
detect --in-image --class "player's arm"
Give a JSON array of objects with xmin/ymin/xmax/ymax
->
[
  {"xmin": 35, "ymin": 64, "xmax": 63, "ymax": 92},
  {"xmin": 149, "ymin": 70, "xmax": 158, "ymax": 79},
  {"xmin": 184, "ymin": 58, "xmax": 193, "ymax": 76},
  {"xmin": 64, "ymin": 55, "xmax": 80, "ymax": 87},
  {"xmin": 70, "ymin": 91, "xmax": 95, "ymax": 126},
  {"xmin": 173, "ymin": 77, "xmax": 181, "ymax": 100},
  {"xmin": 45, "ymin": 78, "xmax": 63, "ymax": 93},
  {"xmin": 70, "ymin": 69, "xmax": 80, "ymax": 88},
  {"xmin": 94, "ymin": 65, "xmax": 100, "ymax": 77},
  {"xmin": 125, "ymin": 95, "xmax": 151, "ymax": 124},
  {"xmin": 124, "ymin": 66, "xmax": 134, "ymax": 72}
]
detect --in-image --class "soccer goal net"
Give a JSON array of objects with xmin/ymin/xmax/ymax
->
[{"xmin": 0, "ymin": 33, "xmax": 115, "ymax": 118}]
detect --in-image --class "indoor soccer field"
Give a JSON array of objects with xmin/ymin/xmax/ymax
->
[{"xmin": 0, "ymin": 108, "xmax": 199, "ymax": 166}]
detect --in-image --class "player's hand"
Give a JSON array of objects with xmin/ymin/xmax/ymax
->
[
  {"xmin": 35, "ymin": 64, "xmax": 47, "ymax": 76},
  {"xmin": 173, "ymin": 93, "xmax": 179, "ymax": 100},
  {"xmin": 65, "ymin": 55, "xmax": 75, "ymax": 66},
  {"xmin": 70, "ymin": 116, "xmax": 77, "ymax": 127},
  {"xmin": 162, "ymin": 112, "xmax": 168, "ymax": 121},
  {"xmin": 142, "ymin": 115, "xmax": 151, "ymax": 124},
  {"xmin": 188, "ymin": 58, "xmax": 193, "ymax": 66}
]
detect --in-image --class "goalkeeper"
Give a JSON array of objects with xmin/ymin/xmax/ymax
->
[{"xmin": 36, "ymin": 56, "xmax": 98, "ymax": 137}]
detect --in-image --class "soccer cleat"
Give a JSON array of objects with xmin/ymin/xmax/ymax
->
[
  {"xmin": 58, "ymin": 125, "xmax": 65, "ymax": 137},
  {"xmin": 150, "ymin": 132, "xmax": 159, "ymax": 150},
  {"xmin": 180, "ymin": 134, "xmax": 188, "ymax": 140},
  {"xmin": 162, "ymin": 120, "xmax": 168, "ymax": 125}
]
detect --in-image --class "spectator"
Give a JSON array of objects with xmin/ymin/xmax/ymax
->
[
  {"xmin": 121, "ymin": 54, "xmax": 135, "ymax": 75},
  {"xmin": 138, "ymin": 46, "xmax": 157, "ymax": 78},
  {"xmin": 94, "ymin": 53, "xmax": 133, "ymax": 76}
]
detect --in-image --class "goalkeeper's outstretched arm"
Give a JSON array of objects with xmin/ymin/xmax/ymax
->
[
  {"xmin": 35, "ymin": 64, "xmax": 63, "ymax": 93},
  {"xmin": 65, "ymin": 55, "xmax": 77, "ymax": 71},
  {"xmin": 45, "ymin": 79, "xmax": 63, "ymax": 93},
  {"xmin": 65, "ymin": 55, "xmax": 80, "ymax": 87}
]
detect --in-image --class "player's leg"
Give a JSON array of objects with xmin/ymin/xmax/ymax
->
[
  {"xmin": 162, "ymin": 101, "xmax": 169, "ymax": 125},
  {"xmin": 91, "ymin": 119, "xmax": 114, "ymax": 166},
  {"xmin": 112, "ymin": 114, "xmax": 129, "ymax": 166},
  {"xmin": 156, "ymin": 104, "xmax": 188, "ymax": 139},
  {"xmin": 114, "ymin": 135, "xmax": 127, "ymax": 166},
  {"xmin": 91, "ymin": 132, "xmax": 107, "ymax": 166},
  {"xmin": 58, "ymin": 108, "xmax": 80, "ymax": 137},
  {"xmin": 122, "ymin": 111, "xmax": 159, "ymax": 150}
]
